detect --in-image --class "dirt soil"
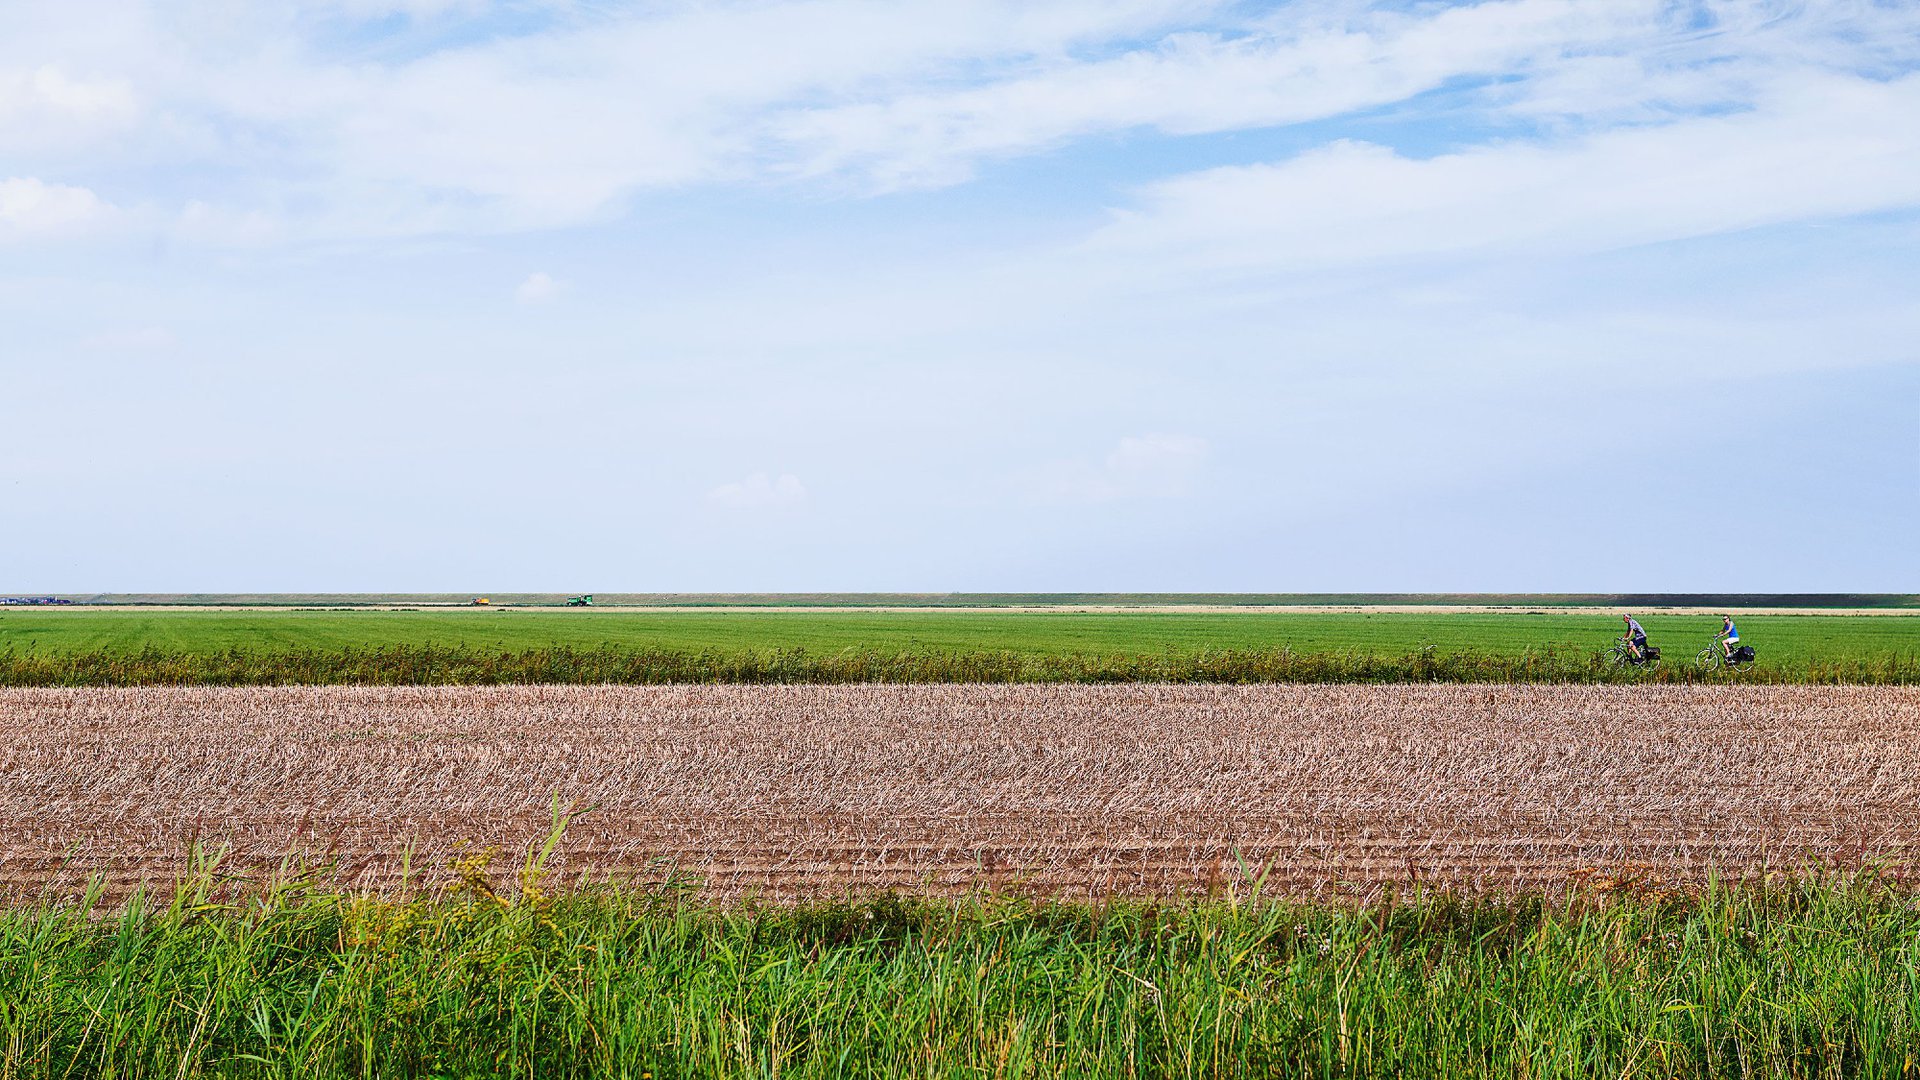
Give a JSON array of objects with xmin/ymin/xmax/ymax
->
[{"xmin": 3, "ymin": 684, "xmax": 1916, "ymax": 902}]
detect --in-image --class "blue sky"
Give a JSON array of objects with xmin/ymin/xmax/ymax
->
[{"xmin": 3, "ymin": 0, "xmax": 1916, "ymax": 592}]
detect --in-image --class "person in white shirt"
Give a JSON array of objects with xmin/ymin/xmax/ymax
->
[{"xmin": 1622, "ymin": 614, "xmax": 1650, "ymax": 660}]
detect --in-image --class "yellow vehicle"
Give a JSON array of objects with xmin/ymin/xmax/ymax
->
[{"xmin": 471, "ymin": 597, "xmax": 490, "ymax": 605}]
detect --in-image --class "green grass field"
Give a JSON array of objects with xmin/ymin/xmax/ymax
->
[
  {"xmin": 3, "ymin": 609, "xmax": 1915, "ymax": 667},
  {"xmin": 7, "ymin": 867, "xmax": 1917, "ymax": 1079}
]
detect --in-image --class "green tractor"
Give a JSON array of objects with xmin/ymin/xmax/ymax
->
[{"xmin": 566, "ymin": 594, "xmax": 594, "ymax": 607}]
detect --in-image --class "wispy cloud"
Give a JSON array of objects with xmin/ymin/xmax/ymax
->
[
  {"xmin": 707, "ymin": 472, "xmax": 808, "ymax": 511},
  {"xmin": 776, "ymin": 0, "xmax": 1668, "ymax": 189},
  {"xmin": 514, "ymin": 271, "xmax": 562, "ymax": 304},
  {"xmin": 0, "ymin": 64, "xmax": 138, "ymax": 155},
  {"xmin": 9, "ymin": 0, "xmax": 1912, "ymax": 243},
  {"xmin": 1027, "ymin": 435, "xmax": 1209, "ymax": 503},
  {"xmin": 0, "ymin": 177, "xmax": 111, "ymax": 238},
  {"xmin": 78, "ymin": 325, "xmax": 175, "ymax": 350},
  {"xmin": 1087, "ymin": 72, "xmax": 1920, "ymax": 275}
]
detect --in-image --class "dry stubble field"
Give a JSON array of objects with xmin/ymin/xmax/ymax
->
[{"xmin": 3, "ymin": 683, "xmax": 1917, "ymax": 901}]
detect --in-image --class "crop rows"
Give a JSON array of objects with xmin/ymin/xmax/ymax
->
[{"xmin": 3, "ymin": 684, "xmax": 1917, "ymax": 901}]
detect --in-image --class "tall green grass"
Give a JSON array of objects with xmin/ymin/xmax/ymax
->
[
  {"xmin": 4, "ymin": 861, "xmax": 1918, "ymax": 1078},
  {"xmin": 2, "ymin": 643, "xmax": 1915, "ymax": 686}
]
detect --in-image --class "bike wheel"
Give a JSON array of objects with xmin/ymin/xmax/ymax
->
[{"xmin": 1696, "ymin": 647, "xmax": 1722, "ymax": 672}]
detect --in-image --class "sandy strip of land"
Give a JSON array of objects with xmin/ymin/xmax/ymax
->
[{"xmin": 3, "ymin": 684, "xmax": 1916, "ymax": 901}]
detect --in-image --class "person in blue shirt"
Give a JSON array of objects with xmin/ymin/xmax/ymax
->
[
  {"xmin": 1718, "ymin": 614, "xmax": 1741, "ymax": 661},
  {"xmin": 1622, "ymin": 614, "xmax": 1650, "ymax": 660}
]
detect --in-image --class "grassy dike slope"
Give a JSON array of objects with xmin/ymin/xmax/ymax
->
[{"xmin": 4, "ymin": 871, "xmax": 1916, "ymax": 1078}]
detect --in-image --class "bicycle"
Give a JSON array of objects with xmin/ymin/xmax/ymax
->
[
  {"xmin": 1606, "ymin": 636, "xmax": 1660, "ymax": 670},
  {"xmin": 1696, "ymin": 639, "xmax": 1756, "ymax": 673}
]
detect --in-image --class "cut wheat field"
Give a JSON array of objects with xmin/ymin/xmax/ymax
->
[{"xmin": 4, "ymin": 683, "xmax": 1918, "ymax": 902}]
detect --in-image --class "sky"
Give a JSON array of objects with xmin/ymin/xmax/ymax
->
[{"xmin": 2, "ymin": 0, "xmax": 1916, "ymax": 593}]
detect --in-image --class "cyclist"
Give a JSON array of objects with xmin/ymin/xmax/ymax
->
[
  {"xmin": 1718, "ymin": 614, "xmax": 1741, "ymax": 661},
  {"xmin": 1622, "ymin": 614, "xmax": 1650, "ymax": 660}
]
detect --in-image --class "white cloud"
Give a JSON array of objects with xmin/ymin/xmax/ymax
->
[
  {"xmin": 0, "ymin": 64, "xmax": 139, "ymax": 155},
  {"xmin": 777, "ymin": 0, "xmax": 1668, "ymax": 189},
  {"xmin": 323, "ymin": 0, "xmax": 492, "ymax": 18},
  {"xmin": 0, "ymin": 177, "xmax": 111, "ymax": 238},
  {"xmin": 1087, "ymin": 72, "xmax": 1920, "ymax": 275},
  {"xmin": 1028, "ymin": 434, "xmax": 1209, "ymax": 502},
  {"xmin": 514, "ymin": 271, "xmax": 562, "ymax": 304},
  {"xmin": 707, "ymin": 472, "xmax": 808, "ymax": 511},
  {"xmin": 174, "ymin": 200, "xmax": 282, "ymax": 247},
  {"xmin": 79, "ymin": 325, "xmax": 175, "ymax": 350},
  {"xmin": 185, "ymin": 0, "xmax": 1218, "ymax": 234},
  {"xmin": 3, "ymin": 0, "xmax": 1915, "ymax": 242},
  {"xmin": 0, "ymin": 64, "xmax": 136, "ymax": 119}
]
